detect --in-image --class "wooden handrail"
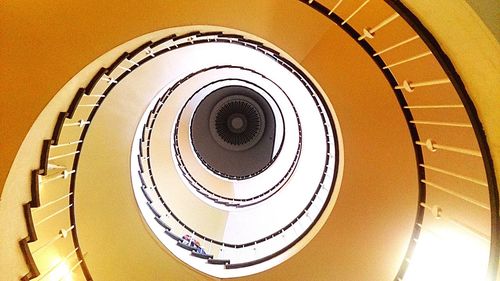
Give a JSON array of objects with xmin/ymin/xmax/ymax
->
[
  {"xmin": 23, "ymin": 203, "xmax": 37, "ymax": 242},
  {"xmin": 105, "ymin": 52, "xmax": 129, "ymax": 75},
  {"xmin": 67, "ymin": 88, "xmax": 85, "ymax": 119},
  {"xmin": 384, "ymin": 1, "xmax": 499, "ymax": 279},
  {"xmin": 84, "ymin": 68, "xmax": 106, "ymax": 95},
  {"xmin": 50, "ymin": 112, "xmax": 68, "ymax": 145},
  {"xmin": 30, "ymin": 170, "xmax": 42, "ymax": 207},
  {"xmin": 19, "ymin": 238, "xmax": 40, "ymax": 280},
  {"xmin": 126, "ymin": 41, "xmax": 153, "ymax": 59},
  {"xmin": 24, "ymin": 18, "xmax": 497, "ymax": 279},
  {"xmin": 37, "ymin": 140, "xmax": 51, "ymax": 177}
]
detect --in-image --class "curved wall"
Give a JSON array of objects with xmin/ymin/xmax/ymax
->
[
  {"xmin": 1, "ymin": 1, "xmax": 497, "ymax": 200},
  {"xmin": 0, "ymin": 1, "xmax": 497, "ymax": 280}
]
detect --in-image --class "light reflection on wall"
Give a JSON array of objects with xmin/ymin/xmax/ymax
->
[
  {"xmin": 49, "ymin": 257, "xmax": 72, "ymax": 281},
  {"xmin": 404, "ymin": 226, "xmax": 489, "ymax": 281}
]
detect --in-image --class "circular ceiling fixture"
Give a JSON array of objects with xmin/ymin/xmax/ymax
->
[
  {"xmin": 211, "ymin": 94, "xmax": 265, "ymax": 150},
  {"xmin": 191, "ymin": 85, "xmax": 276, "ymax": 178},
  {"xmin": 127, "ymin": 27, "xmax": 344, "ymax": 278}
]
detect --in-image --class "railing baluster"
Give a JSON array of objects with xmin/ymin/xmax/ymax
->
[
  {"xmin": 358, "ymin": 13, "xmax": 399, "ymax": 40},
  {"xmin": 145, "ymin": 47, "xmax": 155, "ymax": 57},
  {"xmin": 420, "ymin": 203, "xmax": 489, "ymax": 242},
  {"xmin": 416, "ymin": 139, "xmax": 481, "ymax": 157},
  {"xmin": 47, "ymin": 163, "xmax": 66, "ymax": 170},
  {"xmin": 404, "ymin": 104, "xmax": 463, "ymax": 109},
  {"xmin": 62, "ymin": 253, "xmax": 87, "ymax": 281},
  {"xmin": 62, "ymin": 120, "xmax": 90, "ymax": 127},
  {"xmin": 420, "ymin": 164, "xmax": 488, "ymax": 187},
  {"xmin": 37, "ymin": 247, "xmax": 79, "ymax": 281},
  {"xmin": 373, "ymin": 35, "xmax": 419, "ymax": 56},
  {"xmin": 410, "ymin": 78, "xmax": 451, "ymax": 88},
  {"xmin": 383, "ymin": 51, "xmax": 432, "ymax": 69},
  {"xmin": 414, "ymin": 222, "xmax": 446, "ymax": 243},
  {"xmin": 395, "ymin": 78, "xmax": 450, "ymax": 92},
  {"xmin": 39, "ymin": 170, "xmax": 75, "ymax": 184},
  {"xmin": 101, "ymin": 76, "xmax": 117, "ymax": 84},
  {"xmin": 48, "ymin": 151, "xmax": 80, "ymax": 161},
  {"xmin": 117, "ymin": 65, "xmax": 131, "ymax": 72},
  {"xmin": 35, "ymin": 204, "xmax": 73, "ymax": 226},
  {"xmin": 126, "ymin": 58, "xmax": 139, "ymax": 66},
  {"xmin": 328, "ymin": 0, "xmax": 343, "ymax": 15},
  {"xmin": 410, "ymin": 120, "xmax": 472, "ymax": 128},
  {"xmin": 422, "ymin": 180, "xmax": 489, "ymax": 210},
  {"xmin": 77, "ymin": 103, "xmax": 99, "ymax": 107},
  {"xmin": 51, "ymin": 140, "xmax": 82, "ymax": 148},
  {"xmin": 341, "ymin": 0, "xmax": 370, "ymax": 25},
  {"xmin": 32, "ymin": 225, "xmax": 75, "ymax": 254},
  {"xmin": 219, "ymin": 245, "xmax": 225, "ymax": 259},
  {"xmin": 33, "ymin": 193, "xmax": 73, "ymax": 213}
]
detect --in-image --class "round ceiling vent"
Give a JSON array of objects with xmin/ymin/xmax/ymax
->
[
  {"xmin": 190, "ymin": 85, "xmax": 278, "ymax": 179},
  {"xmin": 210, "ymin": 95, "xmax": 265, "ymax": 151},
  {"xmin": 127, "ymin": 28, "xmax": 343, "ymax": 279}
]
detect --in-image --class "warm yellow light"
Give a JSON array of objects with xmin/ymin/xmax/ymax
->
[
  {"xmin": 49, "ymin": 257, "xmax": 73, "ymax": 281},
  {"xmin": 404, "ymin": 226, "xmax": 489, "ymax": 281}
]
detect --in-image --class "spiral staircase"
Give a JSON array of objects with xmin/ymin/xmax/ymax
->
[{"xmin": 1, "ymin": 1, "xmax": 498, "ymax": 281}]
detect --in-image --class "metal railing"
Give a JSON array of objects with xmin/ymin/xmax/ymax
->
[
  {"xmin": 21, "ymin": 0, "xmax": 498, "ymax": 279},
  {"xmin": 130, "ymin": 33, "xmax": 338, "ymax": 268},
  {"xmin": 23, "ymin": 30, "xmax": 339, "ymax": 279},
  {"xmin": 171, "ymin": 68, "xmax": 302, "ymax": 208},
  {"xmin": 301, "ymin": 0, "xmax": 498, "ymax": 280}
]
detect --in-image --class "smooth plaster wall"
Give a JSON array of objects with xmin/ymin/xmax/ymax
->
[
  {"xmin": 0, "ymin": 1, "xmax": 331, "ymax": 280},
  {"xmin": 465, "ymin": 0, "xmax": 500, "ymax": 40},
  {"xmin": 77, "ymin": 15, "xmax": 417, "ymax": 280},
  {"xmin": 0, "ymin": 0, "xmax": 498, "ymax": 280},
  {"xmin": 0, "ymin": 0, "xmax": 331, "ymax": 196},
  {"xmin": 401, "ymin": 0, "xmax": 500, "ymax": 200},
  {"xmin": 1, "ymin": 1, "xmax": 498, "ymax": 203}
]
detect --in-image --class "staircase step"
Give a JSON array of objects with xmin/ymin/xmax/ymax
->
[
  {"xmin": 207, "ymin": 258, "xmax": 230, "ymax": 265},
  {"xmin": 164, "ymin": 230, "xmax": 181, "ymax": 242},
  {"xmin": 154, "ymin": 217, "xmax": 170, "ymax": 231},
  {"xmin": 177, "ymin": 241, "xmax": 197, "ymax": 252},
  {"xmin": 191, "ymin": 251, "xmax": 213, "ymax": 259}
]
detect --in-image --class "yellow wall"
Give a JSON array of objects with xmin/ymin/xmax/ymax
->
[
  {"xmin": 0, "ymin": 0, "xmax": 498, "ymax": 280},
  {"xmin": 0, "ymin": 0, "xmax": 331, "ymax": 197},
  {"xmin": 2, "ymin": 0, "xmax": 497, "ymax": 201},
  {"xmin": 402, "ymin": 0, "xmax": 500, "ymax": 207}
]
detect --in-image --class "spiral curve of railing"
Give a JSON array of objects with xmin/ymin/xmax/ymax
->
[
  {"xmin": 129, "ymin": 33, "xmax": 338, "ymax": 277},
  {"xmin": 19, "ymin": 1, "xmax": 498, "ymax": 280}
]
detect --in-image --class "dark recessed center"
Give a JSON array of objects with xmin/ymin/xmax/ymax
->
[
  {"xmin": 228, "ymin": 114, "xmax": 246, "ymax": 132},
  {"xmin": 212, "ymin": 96, "xmax": 264, "ymax": 149},
  {"xmin": 190, "ymin": 85, "xmax": 276, "ymax": 178}
]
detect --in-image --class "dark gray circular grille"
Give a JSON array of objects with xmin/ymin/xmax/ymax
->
[
  {"xmin": 210, "ymin": 95, "xmax": 265, "ymax": 151},
  {"xmin": 215, "ymin": 100, "xmax": 261, "ymax": 145}
]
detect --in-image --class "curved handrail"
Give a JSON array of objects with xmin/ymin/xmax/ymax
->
[
  {"xmin": 300, "ymin": 0, "xmax": 498, "ymax": 279},
  {"xmin": 128, "ymin": 33, "xmax": 338, "ymax": 268},
  {"xmin": 298, "ymin": 1, "xmax": 426, "ymax": 278},
  {"xmin": 383, "ymin": 4, "xmax": 499, "ymax": 279},
  {"xmin": 186, "ymin": 78, "xmax": 288, "ymax": 181},
  {"xmin": 171, "ymin": 72, "xmax": 302, "ymax": 207},
  {"xmin": 23, "ymin": 30, "xmax": 338, "ymax": 280},
  {"xmin": 135, "ymin": 62, "xmax": 335, "ymax": 247},
  {"xmin": 23, "ymin": 1, "xmax": 498, "ymax": 279}
]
